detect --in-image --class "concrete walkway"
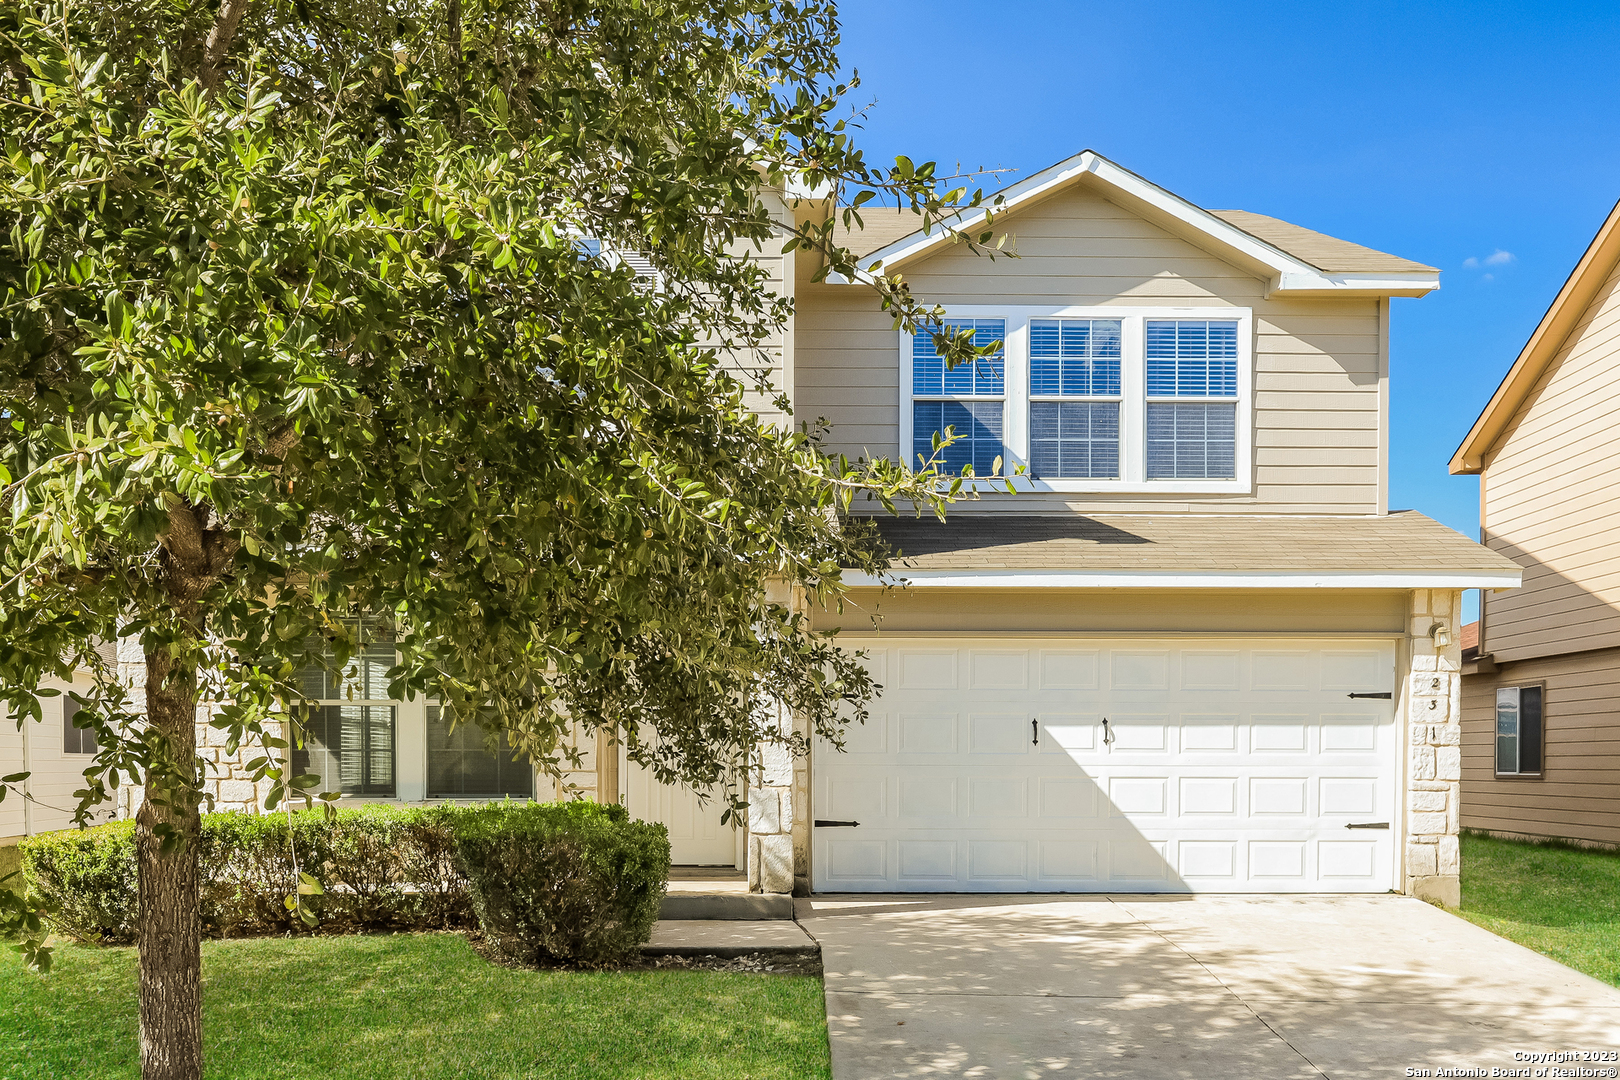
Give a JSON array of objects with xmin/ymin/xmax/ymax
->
[{"xmin": 798, "ymin": 894, "xmax": 1620, "ymax": 1079}]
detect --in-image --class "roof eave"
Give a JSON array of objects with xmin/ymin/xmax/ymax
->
[
  {"xmin": 1450, "ymin": 197, "xmax": 1620, "ymax": 476},
  {"xmin": 824, "ymin": 150, "xmax": 1436, "ymax": 297},
  {"xmin": 843, "ymin": 568, "xmax": 1523, "ymax": 589}
]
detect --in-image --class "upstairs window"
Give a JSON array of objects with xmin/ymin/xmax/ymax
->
[
  {"xmin": 911, "ymin": 319, "xmax": 1006, "ymax": 477},
  {"xmin": 1145, "ymin": 319, "xmax": 1240, "ymax": 480},
  {"xmin": 1495, "ymin": 685, "xmax": 1543, "ymax": 777},
  {"xmin": 1029, "ymin": 318, "xmax": 1122, "ymax": 480}
]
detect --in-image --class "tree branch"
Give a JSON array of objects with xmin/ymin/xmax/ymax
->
[{"xmin": 199, "ymin": 0, "xmax": 251, "ymax": 95}]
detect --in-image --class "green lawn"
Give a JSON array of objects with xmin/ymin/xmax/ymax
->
[
  {"xmin": 0, "ymin": 933, "xmax": 831, "ymax": 1080},
  {"xmin": 1460, "ymin": 831, "xmax": 1620, "ymax": 987}
]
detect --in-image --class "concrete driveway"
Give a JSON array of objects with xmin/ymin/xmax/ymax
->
[{"xmin": 797, "ymin": 894, "xmax": 1620, "ymax": 1079}]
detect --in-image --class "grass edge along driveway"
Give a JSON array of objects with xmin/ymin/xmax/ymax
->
[
  {"xmin": 0, "ymin": 932, "xmax": 831, "ymax": 1080},
  {"xmin": 1460, "ymin": 830, "xmax": 1620, "ymax": 988}
]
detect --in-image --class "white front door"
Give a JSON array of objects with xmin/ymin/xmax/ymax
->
[
  {"xmin": 813, "ymin": 637, "xmax": 1398, "ymax": 893},
  {"xmin": 623, "ymin": 751, "xmax": 739, "ymax": 867}
]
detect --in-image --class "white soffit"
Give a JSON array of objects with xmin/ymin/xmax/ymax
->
[
  {"xmin": 827, "ymin": 150, "xmax": 1439, "ymax": 299},
  {"xmin": 841, "ymin": 569, "xmax": 1523, "ymax": 590}
]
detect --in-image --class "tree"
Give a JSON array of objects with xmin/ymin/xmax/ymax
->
[{"xmin": 0, "ymin": 1, "xmax": 1008, "ymax": 1077}]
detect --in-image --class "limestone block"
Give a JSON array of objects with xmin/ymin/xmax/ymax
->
[
  {"xmin": 1411, "ymin": 653, "xmax": 1439, "ymax": 672},
  {"xmin": 756, "ymin": 833, "xmax": 793, "ymax": 894},
  {"xmin": 1408, "ymin": 811, "xmax": 1447, "ymax": 836},
  {"xmin": 777, "ymin": 783, "xmax": 795, "ymax": 833},
  {"xmin": 1406, "ymin": 842, "xmax": 1437, "ymax": 877},
  {"xmin": 1408, "ymin": 789, "xmax": 1447, "ymax": 813},
  {"xmin": 1410, "ymin": 590, "xmax": 1430, "ymax": 616},
  {"xmin": 1436, "ymin": 653, "xmax": 1460, "ymax": 672},
  {"xmin": 1410, "ymin": 874, "xmax": 1460, "ymax": 908},
  {"xmin": 1435, "ymin": 746, "xmax": 1461, "ymax": 782},
  {"xmin": 758, "ymin": 743, "xmax": 793, "ymax": 788},
  {"xmin": 217, "ymin": 779, "xmax": 255, "ymax": 804},
  {"xmin": 747, "ymin": 835, "xmax": 761, "ymax": 891},
  {"xmin": 1431, "ymin": 724, "xmax": 1461, "ymax": 747},
  {"xmin": 1431, "ymin": 590, "xmax": 1453, "ymax": 619},
  {"xmin": 1438, "ymin": 835, "xmax": 1460, "ymax": 876},
  {"xmin": 1410, "ymin": 746, "xmax": 1436, "ymax": 781},
  {"xmin": 747, "ymin": 788, "xmax": 782, "ymax": 835}
]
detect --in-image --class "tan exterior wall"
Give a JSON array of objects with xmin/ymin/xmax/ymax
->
[
  {"xmin": 811, "ymin": 587, "xmax": 1408, "ymax": 636},
  {"xmin": 1479, "ymin": 258, "xmax": 1620, "ymax": 662},
  {"xmin": 794, "ymin": 186, "xmax": 1385, "ymax": 514},
  {"xmin": 0, "ymin": 674, "xmax": 121, "ymax": 840},
  {"xmin": 1460, "ymin": 648, "xmax": 1620, "ymax": 848},
  {"xmin": 721, "ymin": 190, "xmax": 794, "ymax": 429}
]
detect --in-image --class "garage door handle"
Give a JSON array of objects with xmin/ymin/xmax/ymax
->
[
  {"xmin": 814, "ymin": 819, "xmax": 860, "ymax": 828},
  {"xmin": 1347, "ymin": 692, "xmax": 1393, "ymax": 699},
  {"xmin": 1032, "ymin": 719, "xmax": 1039, "ymax": 746},
  {"xmin": 1345, "ymin": 822, "xmax": 1389, "ymax": 830}
]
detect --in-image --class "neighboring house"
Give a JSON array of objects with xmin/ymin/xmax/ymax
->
[
  {"xmin": 2, "ymin": 152, "xmax": 1522, "ymax": 908},
  {"xmin": 1450, "ymin": 197, "xmax": 1620, "ymax": 850}
]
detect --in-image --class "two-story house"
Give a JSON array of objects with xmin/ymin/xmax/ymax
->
[
  {"xmin": 1450, "ymin": 197, "xmax": 1620, "ymax": 850},
  {"xmin": 5, "ymin": 152, "xmax": 1520, "ymax": 912}
]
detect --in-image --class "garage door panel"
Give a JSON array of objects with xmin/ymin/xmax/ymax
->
[
  {"xmin": 1039, "ymin": 650, "xmax": 1099, "ymax": 689},
  {"xmin": 813, "ymin": 638, "xmax": 1396, "ymax": 893}
]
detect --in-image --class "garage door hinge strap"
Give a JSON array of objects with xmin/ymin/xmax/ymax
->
[
  {"xmin": 1345, "ymin": 822, "xmax": 1389, "ymax": 829},
  {"xmin": 1347, "ymin": 691, "xmax": 1393, "ymax": 699},
  {"xmin": 814, "ymin": 819, "xmax": 860, "ymax": 828}
]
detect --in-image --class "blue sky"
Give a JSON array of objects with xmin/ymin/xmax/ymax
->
[{"xmin": 834, "ymin": 1, "xmax": 1620, "ymax": 623}]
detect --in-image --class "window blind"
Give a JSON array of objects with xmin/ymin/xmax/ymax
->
[
  {"xmin": 1029, "ymin": 319, "xmax": 1122, "ymax": 396},
  {"xmin": 1146, "ymin": 320, "xmax": 1239, "ymax": 397},
  {"xmin": 912, "ymin": 319, "xmax": 1005, "ymax": 396}
]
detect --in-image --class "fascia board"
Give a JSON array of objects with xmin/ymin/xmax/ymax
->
[
  {"xmin": 1450, "ymin": 197, "xmax": 1620, "ymax": 475},
  {"xmin": 840, "ymin": 569, "xmax": 1524, "ymax": 589},
  {"xmin": 1272, "ymin": 271, "xmax": 1440, "ymax": 297}
]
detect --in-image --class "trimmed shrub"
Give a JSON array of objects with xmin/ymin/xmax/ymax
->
[
  {"xmin": 455, "ymin": 801, "xmax": 670, "ymax": 966},
  {"xmin": 20, "ymin": 802, "xmax": 666, "ymax": 958},
  {"xmin": 19, "ymin": 821, "xmax": 138, "ymax": 944}
]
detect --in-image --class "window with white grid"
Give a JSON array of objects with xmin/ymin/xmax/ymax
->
[{"xmin": 910, "ymin": 319, "xmax": 1006, "ymax": 477}]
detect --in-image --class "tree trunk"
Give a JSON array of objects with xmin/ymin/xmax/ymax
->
[{"xmin": 137, "ymin": 647, "xmax": 203, "ymax": 1080}]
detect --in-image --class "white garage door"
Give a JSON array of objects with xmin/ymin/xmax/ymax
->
[{"xmin": 812, "ymin": 638, "xmax": 1397, "ymax": 893}]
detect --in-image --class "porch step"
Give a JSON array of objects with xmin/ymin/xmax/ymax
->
[{"xmin": 659, "ymin": 892, "xmax": 794, "ymax": 921}]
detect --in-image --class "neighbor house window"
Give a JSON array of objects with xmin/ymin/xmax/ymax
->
[
  {"xmin": 1145, "ymin": 320, "xmax": 1239, "ymax": 479},
  {"xmin": 911, "ymin": 319, "xmax": 1005, "ymax": 477},
  {"xmin": 427, "ymin": 705, "xmax": 535, "ymax": 799},
  {"xmin": 1495, "ymin": 685, "xmax": 1543, "ymax": 777},
  {"xmin": 293, "ymin": 626, "xmax": 398, "ymax": 797},
  {"xmin": 63, "ymin": 698, "xmax": 97, "ymax": 754},
  {"xmin": 1028, "ymin": 319, "xmax": 1122, "ymax": 479}
]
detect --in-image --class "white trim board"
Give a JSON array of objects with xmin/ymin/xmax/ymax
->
[
  {"xmin": 825, "ymin": 150, "xmax": 1439, "ymax": 299},
  {"xmin": 842, "ymin": 569, "xmax": 1523, "ymax": 589}
]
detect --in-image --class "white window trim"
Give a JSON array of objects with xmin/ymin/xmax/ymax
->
[{"xmin": 899, "ymin": 305, "xmax": 1254, "ymax": 494}]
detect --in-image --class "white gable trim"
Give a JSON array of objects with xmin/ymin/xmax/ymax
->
[
  {"xmin": 841, "ymin": 568, "xmax": 1522, "ymax": 590},
  {"xmin": 826, "ymin": 150, "xmax": 1439, "ymax": 298}
]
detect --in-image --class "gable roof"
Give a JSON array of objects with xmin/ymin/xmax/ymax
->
[
  {"xmin": 824, "ymin": 150, "xmax": 1440, "ymax": 299},
  {"xmin": 1450, "ymin": 197, "xmax": 1620, "ymax": 475},
  {"xmin": 1206, "ymin": 210, "xmax": 1437, "ymax": 274}
]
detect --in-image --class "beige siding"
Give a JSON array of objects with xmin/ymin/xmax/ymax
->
[
  {"xmin": 811, "ymin": 587, "xmax": 1407, "ymax": 635},
  {"xmin": 720, "ymin": 191, "xmax": 794, "ymax": 427},
  {"xmin": 1461, "ymin": 649, "xmax": 1620, "ymax": 847},
  {"xmin": 1481, "ymin": 258, "xmax": 1620, "ymax": 661},
  {"xmin": 0, "ymin": 676, "xmax": 114, "ymax": 839},
  {"xmin": 794, "ymin": 186, "xmax": 1383, "ymax": 514}
]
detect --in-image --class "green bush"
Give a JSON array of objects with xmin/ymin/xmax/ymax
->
[
  {"xmin": 19, "ymin": 821, "xmax": 138, "ymax": 944},
  {"xmin": 20, "ymin": 801, "xmax": 665, "ymax": 958},
  {"xmin": 455, "ymin": 801, "xmax": 670, "ymax": 966}
]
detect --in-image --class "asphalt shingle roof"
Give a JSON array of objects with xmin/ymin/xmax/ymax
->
[{"xmin": 859, "ymin": 511, "xmax": 1514, "ymax": 574}]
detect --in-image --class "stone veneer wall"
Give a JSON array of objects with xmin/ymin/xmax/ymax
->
[
  {"xmin": 746, "ymin": 698, "xmax": 806, "ymax": 894},
  {"xmin": 1405, "ymin": 587, "xmax": 1463, "ymax": 907}
]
